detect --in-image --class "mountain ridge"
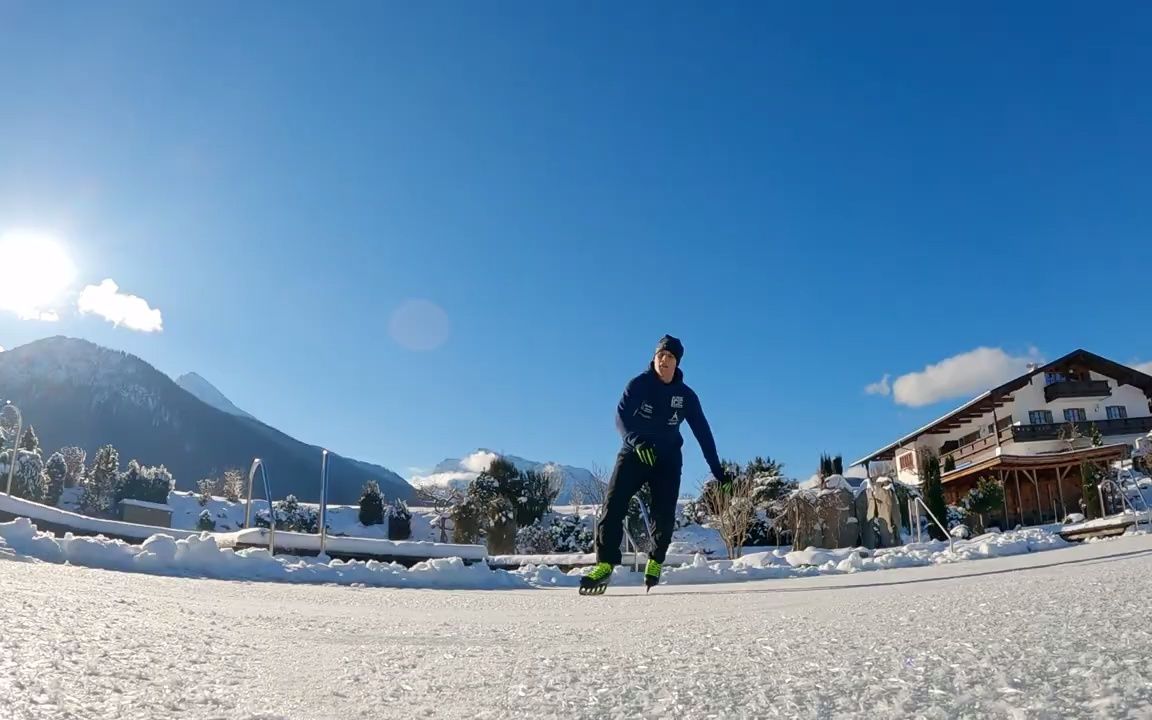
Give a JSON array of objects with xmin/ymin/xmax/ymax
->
[
  {"xmin": 0, "ymin": 336, "xmax": 411, "ymax": 504},
  {"xmin": 175, "ymin": 372, "xmax": 256, "ymax": 421}
]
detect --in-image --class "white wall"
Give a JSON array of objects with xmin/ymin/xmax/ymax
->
[{"xmin": 1011, "ymin": 370, "xmax": 1149, "ymax": 424}]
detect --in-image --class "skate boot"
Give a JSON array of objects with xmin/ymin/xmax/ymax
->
[
  {"xmin": 579, "ymin": 562, "xmax": 614, "ymax": 595},
  {"xmin": 644, "ymin": 559, "xmax": 662, "ymax": 593}
]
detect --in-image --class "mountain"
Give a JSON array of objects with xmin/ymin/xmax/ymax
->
[
  {"xmin": 409, "ymin": 449, "xmax": 598, "ymax": 505},
  {"xmin": 175, "ymin": 372, "xmax": 256, "ymax": 421},
  {"xmin": 0, "ymin": 336, "xmax": 412, "ymax": 504}
]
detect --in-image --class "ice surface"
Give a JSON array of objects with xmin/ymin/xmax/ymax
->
[{"xmin": 2, "ymin": 532, "xmax": 1151, "ymax": 718}]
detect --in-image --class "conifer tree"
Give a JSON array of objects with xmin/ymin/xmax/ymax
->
[{"xmin": 19, "ymin": 426, "xmax": 40, "ymax": 455}]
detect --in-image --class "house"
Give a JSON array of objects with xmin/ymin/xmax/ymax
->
[{"xmin": 851, "ymin": 349, "xmax": 1152, "ymax": 527}]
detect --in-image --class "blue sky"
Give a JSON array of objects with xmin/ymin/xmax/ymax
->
[{"xmin": 1, "ymin": 3, "xmax": 1150, "ymax": 492}]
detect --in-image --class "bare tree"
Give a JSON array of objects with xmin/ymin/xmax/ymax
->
[
  {"xmin": 415, "ymin": 485, "xmax": 462, "ymax": 543},
  {"xmin": 702, "ymin": 475, "xmax": 758, "ymax": 559},
  {"xmin": 581, "ymin": 464, "xmax": 610, "ymax": 508}
]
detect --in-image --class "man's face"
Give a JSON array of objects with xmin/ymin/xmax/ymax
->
[{"xmin": 654, "ymin": 350, "xmax": 677, "ymax": 382}]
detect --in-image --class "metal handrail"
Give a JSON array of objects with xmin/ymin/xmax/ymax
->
[
  {"xmin": 243, "ymin": 458, "xmax": 276, "ymax": 552},
  {"xmin": 1098, "ymin": 477, "xmax": 1152, "ymax": 528},
  {"xmin": 319, "ymin": 449, "xmax": 330, "ymax": 557},
  {"xmin": 622, "ymin": 527, "xmax": 643, "ymax": 572},
  {"xmin": 907, "ymin": 495, "xmax": 955, "ymax": 554},
  {"xmin": 3, "ymin": 403, "xmax": 23, "ymax": 495},
  {"xmin": 637, "ymin": 497, "xmax": 655, "ymax": 547}
]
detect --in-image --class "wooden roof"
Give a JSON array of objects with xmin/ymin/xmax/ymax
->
[
  {"xmin": 939, "ymin": 443, "xmax": 1129, "ymax": 484},
  {"xmin": 853, "ymin": 349, "xmax": 1152, "ymax": 465}
]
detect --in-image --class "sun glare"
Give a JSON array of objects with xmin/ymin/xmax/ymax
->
[{"xmin": 0, "ymin": 229, "xmax": 78, "ymax": 320}]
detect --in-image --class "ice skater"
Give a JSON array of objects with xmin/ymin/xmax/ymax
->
[{"xmin": 580, "ymin": 334, "xmax": 729, "ymax": 595}]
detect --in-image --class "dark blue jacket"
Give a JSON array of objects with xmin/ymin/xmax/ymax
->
[{"xmin": 615, "ymin": 365, "xmax": 725, "ymax": 481}]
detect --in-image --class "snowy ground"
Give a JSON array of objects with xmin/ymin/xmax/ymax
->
[{"xmin": 3, "ymin": 534, "xmax": 1152, "ymax": 718}]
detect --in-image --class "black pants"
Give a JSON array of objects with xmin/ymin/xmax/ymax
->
[{"xmin": 594, "ymin": 447, "xmax": 682, "ymax": 565}]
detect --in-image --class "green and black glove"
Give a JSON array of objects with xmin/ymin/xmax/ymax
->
[{"xmin": 718, "ymin": 471, "xmax": 734, "ymax": 496}]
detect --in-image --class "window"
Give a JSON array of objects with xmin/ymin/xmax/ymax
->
[
  {"xmin": 1044, "ymin": 372, "xmax": 1065, "ymax": 386},
  {"xmin": 1029, "ymin": 410, "xmax": 1054, "ymax": 425},
  {"xmin": 898, "ymin": 451, "xmax": 915, "ymax": 472},
  {"xmin": 1106, "ymin": 406, "xmax": 1128, "ymax": 420},
  {"xmin": 1064, "ymin": 408, "xmax": 1086, "ymax": 422}
]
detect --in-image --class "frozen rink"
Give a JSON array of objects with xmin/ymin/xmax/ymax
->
[{"xmin": 2, "ymin": 534, "xmax": 1152, "ymax": 719}]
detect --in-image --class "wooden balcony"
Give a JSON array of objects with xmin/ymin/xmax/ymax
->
[
  {"xmin": 1011, "ymin": 416, "xmax": 1152, "ymax": 442},
  {"xmin": 1043, "ymin": 379, "xmax": 1111, "ymax": 403},
  {"xmin": 942, "ymin": 434, "xmax": 1001, "ymax": 470}
]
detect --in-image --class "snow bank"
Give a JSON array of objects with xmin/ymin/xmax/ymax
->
[
  {"xmin": 0, "ymin": 518, "xmax": 526, "ymax": 590},
  {"xmin": 517, "ymin": 527, "xmax": 1075, "ymax": 588},
  {"xmin": 0, "ymin": 492, "xmax": 204, "ymax": 542},
  {"xmin": 229, "ymin": 527, "xmax": 486, "ymax": 560},
  {"xmin": 0, "ymin": 515, "xmax": 1078, "ymax": 592}
]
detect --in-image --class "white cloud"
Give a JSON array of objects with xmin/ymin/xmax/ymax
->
[
  {"xmin": 864, "ymin": 374, "xmax": 891, "ymax": 396},
  {"xmin": 1131, "ymin": 361, "xmax": 1152, "ymax": 375},
  {"xmin": 460, "ymin": 450, "xmax": 500, "ymax": 473},
  {"xmin": 77, "ymin": 279, "xmax": 163, "ymax": 332},
  {"xmin": 886, "ymin": 347, "xmax": 1041, "ymax": 408}
]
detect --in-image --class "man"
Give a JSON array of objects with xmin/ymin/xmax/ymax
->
[{"xmin": 580, "ymin": 334, "xmax": 729, "ymax": 595}]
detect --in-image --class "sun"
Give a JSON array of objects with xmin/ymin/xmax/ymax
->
[{"xmin": 0, "ymin": 229, "xmax": 78, "ymax": 321}]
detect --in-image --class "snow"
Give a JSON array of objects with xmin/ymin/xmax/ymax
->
[
  {"xmin": 409, "ymin": 449, "xmax": 597, "ymax": 504},
  {"xmin": 163, "ymin": 490, "xmax": 446, "ymax": 541},
  {"xmin": 175, "ymin": 370, "xmax": 256, "ymax": 420},
  {"xmin": 117, "ymin": 498, "xmax": 172, "ymax": 512},
  {"xmin": 0, "ymin": 504, "xmax": 1085, "ymax": 599},
  {"xmin": 0, "ymin": 517, "xmax": 518, "ymax": 590},
  {"xmin": 229, "ymin": 527, "xmax": 487, "ymax": 560},
  {"xmin": 0, "ymin": 492, "xmax": 203, "ymax": 541},
  {"xmin": 3, "ymin": 531, "xmax": 1152, "ymax": 718}
]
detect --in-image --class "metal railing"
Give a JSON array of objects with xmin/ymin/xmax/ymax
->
[
  {"xmin": 592, "ymin": 496, "xmax": 656, "ymax": 571},
  {"xmin": 1097, "ymin": 478, "xmax": 1152, "ymax": 529},
  {"xmin": 907, "ymin": 495, "xmax": 955, "ymax": 554},
  {"xmin": 319, "ymin": 449, "xmax": 331, "ymax": 557},
  {"xmin": 243, "ymin": 458, "xmax": 276, "ymax": 552},
  {"xmin": 2, "ymin": 403, "xmax": 23, "ymax": 495}
]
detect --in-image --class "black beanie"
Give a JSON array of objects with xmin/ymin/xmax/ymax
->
[{"xmin": 655, "ymin": 334, "xmax": 684, "ymax": 362}]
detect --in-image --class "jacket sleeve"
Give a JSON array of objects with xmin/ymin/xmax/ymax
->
[
  {"xmin": 686, "ymin": 390, "xmax": 726, "ymax": 481},
  {"xmin": 615, "ymin": 376, "xmax": 648, "ymax": 450}
]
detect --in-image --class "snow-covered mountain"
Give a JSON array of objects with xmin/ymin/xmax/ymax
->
[
  {"xmin": 409, "ymin": 449, "xmax": 598, "ymax": 505},
  {"xmin": 175, "ymin": 372, "xmax": 256, "ymax": 421},
  {"xmin": 0, "ymin": 336, "xmax": 413, "ymax": 503}
]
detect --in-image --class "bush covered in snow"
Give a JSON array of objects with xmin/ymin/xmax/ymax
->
[
  {"xmin": 744, "ymin": 511, "xmax": 775, "ymax": 547},
  {"xmin": 221, "ymin": 469, "xmax": 244, "ymax": 503},
  {"xmin": 358, "ymin": 480, "xmax": 385, "ymax": 526},
  {"xmin": 197, "ymin": 509, "xmax": 216, "ymax": 531},
  {"xmin": 11, "ymin": 450, "xmax": 47, "ymax": 503},
  {"xmin": 515, "ymin": 521, "xmax": 555, "ymax": 554},
  {"xmin": 116, "ymin": 461, "xmax": 174, "ymax": 506},
  {"xmin": 451, "ymin": 498, "xmax": 484, "ymax": 544},
  {"xmin": 255, "ymin": 495, "xmax": 324, "ymax": 533},
  {"xmin": 547, "ymin": 513, "xmax": 594, "ymax": 553},
  {"xmin": 59, "ymin": 446, "xmax": 86, "ymax": 488},
  {"xmin": 387, "ymin": 498, "xmax": 412, "ymax": 540},
  {"xmin": 946, "ymin": 504, "xmax": 967, "ymax": 530},
  {"xmin": 44, "ymin": 452, "xmax": 67, "ymax": 507},
  {"xmin": 959, "ymin": 476, "xmax": 1004, "ymax": 533},
  {"xmin": 196, "ymin": 477, "xmax": 215, "ymax": 507},
  {"xmin": 80, "ymin": 445, "xmax": 120, "ymax": 515}
]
